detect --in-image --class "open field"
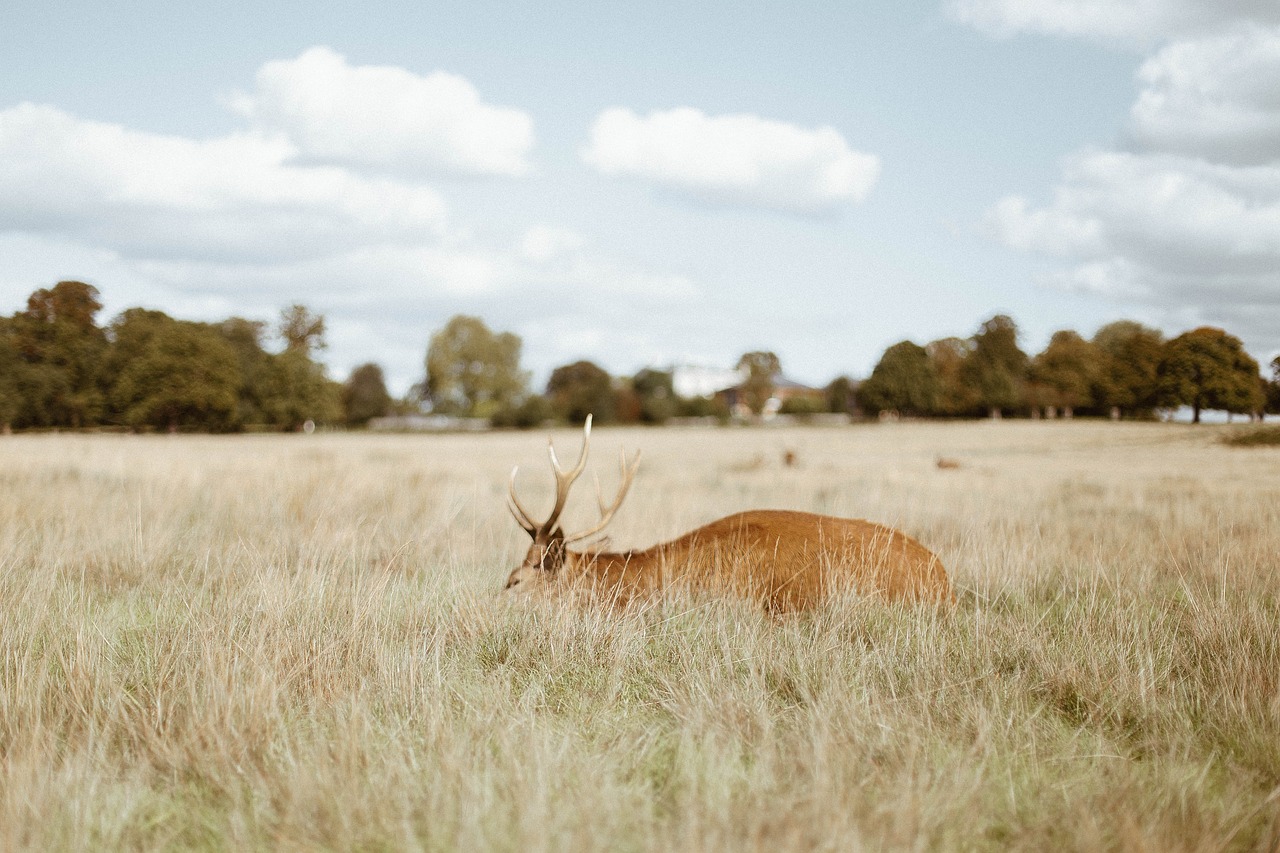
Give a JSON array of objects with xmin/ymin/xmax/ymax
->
[{"xmin": 2, "ymin": 422, "xmax": 1279, "ymax": 851}]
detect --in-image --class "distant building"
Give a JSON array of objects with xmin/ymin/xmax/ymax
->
[
  {"xmin": 715, "ymin": 374, "xmax": 824, "ymax": 417},
  {"xmin": 672, "ymin": 364, "xmax": 746, "ymax": 399}
]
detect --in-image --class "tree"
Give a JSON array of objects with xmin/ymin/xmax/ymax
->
[
  {"xmin": 1158, "ymin": 327, "xmax": 1262, "ymax": 423},
  {"xmin": 424, "ymin": 315, "xmax": 528, "ymax": 417},
  {"xmin": 490, "ymin": 394, "xmax": 552, "ymax": 429},
  {"xmin": 926, "ymin": 337, "xmax": 977, "ymax": 417},
  {"xmin": 267, "ymin": 348, "xmax": 343, "ymax": 430},
  {"xmin": 735, "ymin": 351, "xmax": 781, "ymax": 415},
  {"xmin": 825, "ymin": 375, "xmax": 857, "ymax": 415},
  {"xmin": 631, "ymin": 367, "xmax": 676, "ymax": 424},
  {"xmin": 961, "ymin": 315, "xmax": 1027, "ymax": 418},
  {"xmin": 0, "ymin": 318, "xmax": 22, "ymax": 431},
  {"xmin": 547, "ymin": 360, "xmax": 616, "ymax": 424},
  {"xmin": 856, "ymin": 341, "xmax": 939, "ymax": 417},
  {"xmin": 1268, "ymin": 356, "xmax": 1280, "ymax": 416},
  {"xmin": 215, "ymin": 318, "xmax": 277, "ymax": 426},
  {"xmin": 11, "ymin": 280, "xmax": 108, "ymax": 427},
  {"xmin": 1092, "ymin": 321, "xmax": 1164, "ymax": 419},
  {"xmin": 1027, "ymin": 330, "xmax": 1099, "ymax": 418},
  {"xmin": 278, "ymin": 304, "xmax": 327, "ymax": 354},
  {"xmin": 342, "ymin": 363, "xmax": 392, "ymax": 427},
  {"xmin": 220, "ymin": 310, "xmax": 341, "ymax": 430},
  {"xmin": 106, "ymin": 309, "xmax": 242, "ymax": 432}
]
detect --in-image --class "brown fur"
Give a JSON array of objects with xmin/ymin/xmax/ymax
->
[{"xmin": 507, "ymin": 509, "xmax": 953, "ymax": 612}]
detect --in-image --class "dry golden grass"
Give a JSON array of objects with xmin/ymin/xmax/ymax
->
[{"xmin": 2, "ymin": 422, "xmax": 1278, "ymax": 851}]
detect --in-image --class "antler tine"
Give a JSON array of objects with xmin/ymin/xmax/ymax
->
[
  {"xmin": 547, "ymin": 413, "xmax": 592, "ymax": 482},
  {"xmin": 537, "ymin": 414, "xmax": 592, "ymax": 535},
  {"xmin": 507, "ymin": 465, "xmax": 538, "ymax": 536},
  {"xmin": 565, "ymin": 448, "xmax": 641, "ymax": 544}
]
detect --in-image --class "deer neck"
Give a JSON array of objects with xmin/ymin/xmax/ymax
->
[{"xmin": 564, "ymin": 547, "xmax": 645, "ymax": 582}]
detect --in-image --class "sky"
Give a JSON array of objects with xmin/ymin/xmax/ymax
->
[{"xmin": 2, "ymin": 0, "xmax": 1278, "ymax": 394}]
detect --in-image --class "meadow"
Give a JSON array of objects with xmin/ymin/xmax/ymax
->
[{"xmin": 1, "ymin": 421, "xmax": 1278, "ymax": 851}]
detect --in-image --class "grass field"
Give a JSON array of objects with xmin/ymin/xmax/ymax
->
[{"xmin": 2, "ymin": 421, "xmax": 1278, "ymax": 851}]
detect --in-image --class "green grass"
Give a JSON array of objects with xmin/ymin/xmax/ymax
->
[{"xmin": 2, "ymin": 423, "xmax": 1279, "ymax": 851}]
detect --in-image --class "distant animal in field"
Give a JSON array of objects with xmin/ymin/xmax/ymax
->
[
  {"xmin": 783, "ymin": 449, "xmax": 798, "ymax": 467},
  {"xmin": 504, "ymin": 416, "xmax": 954, "ymax": 611},
  {"xmin": 936, "ymin": 457, "xmax": 961, "ymax": 470}
]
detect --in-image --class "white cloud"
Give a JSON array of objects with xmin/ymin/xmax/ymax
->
[
  {"xmin": 1130, "ymin": 26, "xmax": 1280, "ymax": 164},
  {"xmin": 947, "ymin": 0, "xmax": 1280, "ymax": 42},
  {"xmin": 957, "ymin": 3, "xmax": 1280, "ymax": 354},
  {"xmin": 992, "ymin": 151, "xmax": 1280, "ymax": 272},
  {"xmin": 519, "ymin": 225, "xmax": 585, "ymax": 264},
  {"xmin": 227, "ymin": 46, "xmax": 534, "ymax": 178},
  {"xmin": 0, "ymin": 55, "xmax": 699, "ymax": 396},
  {"xmin": 987, "ymin": 150, "xmax": 1280, "ymax": 345},
  {"xmin": 581, "ymin": 107, "xmax": 880, "ymax": 214},
  {"xmin": 0, "ymin": 102, "xmax": 448, "ymax": 263},
  {"xmin": 987, "ymin": 194, "xmax": 1103, "ymax": 256}
]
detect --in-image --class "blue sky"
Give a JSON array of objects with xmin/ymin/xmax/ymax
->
[{"xmin": 2, "ymin": 0, "xmax": 1278, "ymax": 393}]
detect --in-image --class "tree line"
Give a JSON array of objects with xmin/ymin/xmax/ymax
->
[
  {"xmin": 856, "ymin": 315, "xmax": 1277, "ymax": 423},
  {"xmin": 2, "ymin": 282, "xmax": 1277, "ymax": 432},
  {"xmin": 0, "ymin": 281, "xmax": 347, "ymax": 432},
  {"xmin": 419, "ymin": 313, "xmax": 1280, "ymax": 427}
]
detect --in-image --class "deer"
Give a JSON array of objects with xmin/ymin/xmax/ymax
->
[{"xmin": 504, "ymin": 416, "xmax": 954, "ymax": 611}]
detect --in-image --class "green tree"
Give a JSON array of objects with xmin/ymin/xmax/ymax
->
[
  {"xmin": 630, "ymin": 368, "xmax": 676, "ymax": 424},
  {"xmin": 215, "ymin": 318, "xmax": 278, "ymax": 426},
  {"xmin": 219, "ymin": 308, "xmax": 341, "ymax": 430},
  {"xmin": 1158, "ymin": 327, "xmax": 1262, "ymax": 423},
  {"xmin": 1027, "ymin": 330, "xmax": 1099, "ymax": 417},
  {"xmin": 961, "ymin": 315, "xmax": 1027, "ymax": 418},
  {"xmin": 342, "ymin": 363, "xmax": 392, "ymax": 427},
  {"xmin": 547, "ymin": 360, "xmax": 616, "ymax": 424},
  {"xmin": 825, "ymin": 375, "xmax": 856, "ymax": 415},
  {"xmin": 270, "ymin": 306, "xmax": 343, "ymax": 429},
  {"xmin": 11, "ymin": 281, "xmax": 108, "ymax": 427},
  {"xmin": 0, "ymin": 318, "xmax": 23, "ymax": 431},
  {"xmin": 107, "ymin": 309, "xmax": 242, "ymax": 432},
  {"xmin": 425, "ymin": 315, "xmax": 528, "ymax": 417},
  {"xmin": 926, "ymin": 337, "xmax": 977, "ymax": 417},
  {"xmin": 856, "ymin": 341, "xmax": 939, "ymax": 417},
  {"xmin": 278, "ymin": 304, "xmax": 327, "ymax": 354},
  {"xmin": 735, "ymin": 351, "xmax": 781, "ymax": 415},
  {"xmin": 1092, "ymin": 321, "xmax": 1165, "ymax": 419},
  {"xmin": 266, "ymin": 349, "xmax": 343, "ymax": 430},
  {"xmin": 0, "ymin": 312, "xmax": 68, "ymax": 429},
  {"xmin": 489, "ymin": 395, "xmax": 553, "ymax": 429}
]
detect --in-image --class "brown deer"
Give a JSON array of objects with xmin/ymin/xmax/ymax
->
[{"xmin": 505, "ymin": 416, "xmax": 954, "ymax": 611}]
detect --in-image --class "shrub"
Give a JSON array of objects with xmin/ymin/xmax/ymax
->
[{"xmin": 1221, "ymin": 425, "xmax": 1280, "ymax": 447}]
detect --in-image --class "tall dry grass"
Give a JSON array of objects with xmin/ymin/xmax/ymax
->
[{"xmin": 1, "ymin": 422, "xmax": 1278, "ymax": 851}]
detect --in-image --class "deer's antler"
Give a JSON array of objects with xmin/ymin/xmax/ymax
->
[{"xmin": 507, "ymin": 414, "xmax": 639, "ymax": 543}]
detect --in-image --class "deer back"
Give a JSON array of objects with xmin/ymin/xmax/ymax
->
[{"xmin": 574, "ymin": 509, "xmax": 953, "ymax": 611}]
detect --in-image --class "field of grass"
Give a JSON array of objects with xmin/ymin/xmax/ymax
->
[{"xmin": 2, "ymin": 421, "xmax": 1279, "ymax": 851}]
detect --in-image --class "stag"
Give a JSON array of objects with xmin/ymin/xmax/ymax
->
[{"xmin": 505, "ymin": 416, "xmax": 954, "ymax": 611}]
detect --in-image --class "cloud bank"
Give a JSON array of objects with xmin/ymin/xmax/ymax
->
[
  {"xmin": 956, "ymin": 0, "xmax": 1280, "ymax": 353},
  {"xmin": 0, "ymin": 51, "xmax": 700, "ymax": 392},
  {"xmin": 948, "ymin": 0, "xmax": 1280, "ymax": 42},
  {"xmin": 582, "ymin": 107, "xmax": 880, "ymax": 214},
  {"xmin": 0, "ymin": 102, "xmax": 448, "ymax": 264},
  {"xmin": 1129, "ymin": 26, "xmax": 1280, "ymax": 165}
]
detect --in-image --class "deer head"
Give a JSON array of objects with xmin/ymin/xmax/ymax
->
[{"xmin": 505, "ymin": 414, "xmax": 640, "ymax": 592}]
